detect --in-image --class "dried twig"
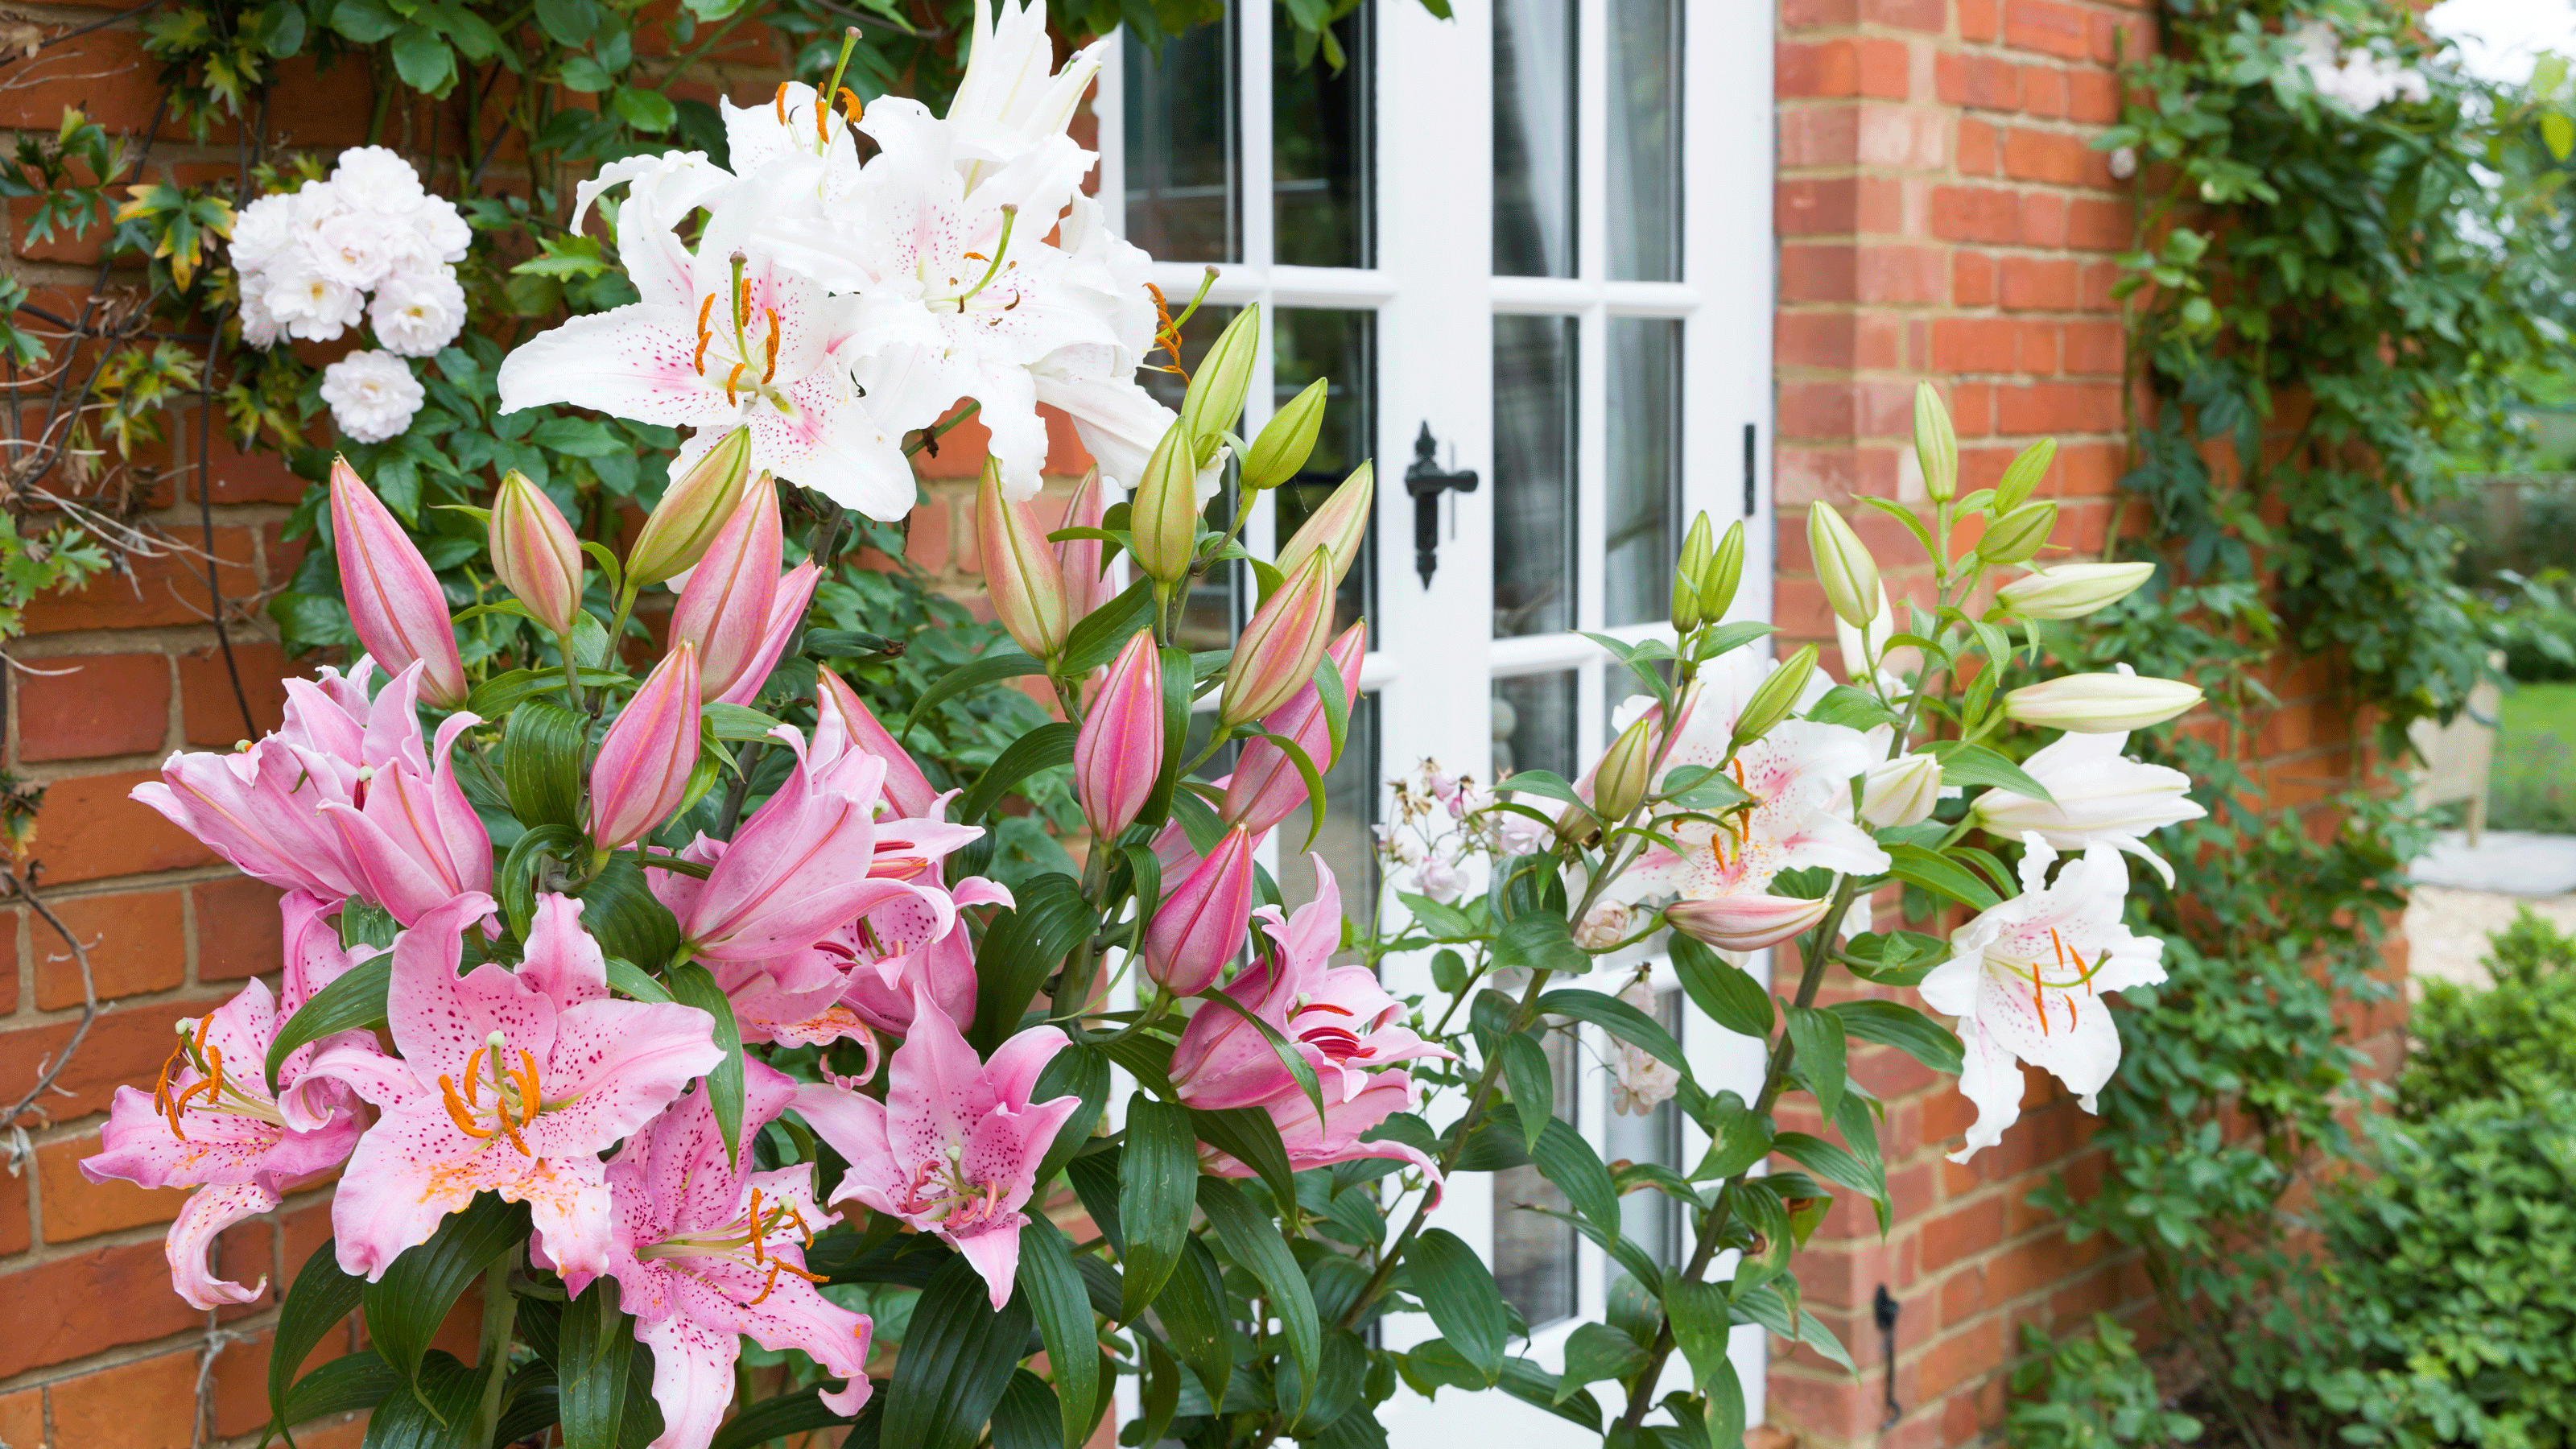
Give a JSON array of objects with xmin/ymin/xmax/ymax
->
[{"xmin": 1, "ymin": 872, "xmax": 99, "ymax": 1139}]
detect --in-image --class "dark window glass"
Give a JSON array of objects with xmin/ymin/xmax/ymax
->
[
  {"xmin": 1274, "ymin": 308, "xmax": 1377, "ymax": 644},
  {"xmin": 1492, "ymin": 313, "xmax": 1578, "ymax": 638},
  {"xmin": 1143, "ymin": 305, "xmax": 1245, "ymax": 652},
  {"xmin": 1493, "ymin": 1028, "xmax": 1579, "ymax": 1327},
  {"xmin": 1608, "ymin": 0, "xmax": 1682, "ymax": 281},
  {"xmin": 1604, "ymin": 317, "xmax": 1681, "ymax": 627},
  {"xmin": 1493, "ymin": 671, "xmax": 1576, "ymax": 783},
  {"xmin": 1274, "ymin": 2, "xmax": 1373, "ymax": 268},
  {"xmin": 1494, "ymin": 0, "xmax": 1576, "ymax": 278},
  {"xmin": 1125, "ymin": 13, "xmax": 1241, "ymax": 263}
]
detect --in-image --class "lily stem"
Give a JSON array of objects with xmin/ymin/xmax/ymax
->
[{"xmin": 470, "ymin": 1245, "xmax": 522, "ymax": 1449}]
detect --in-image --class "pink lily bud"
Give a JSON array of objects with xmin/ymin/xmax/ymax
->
[
  {"xmin": 816, "ymin": 668, "xmax": 938, "ymax": 818},
  {"xmin": 1220, "ymin": 551, "xmax": 1335, "ymax": 727},
  {"xmin": 1144, "ymin": 824, "xmax": 1255, "ymax": 997},
  {"xmin": 489, "ymin": 470, "xmax": 585, "ymax": 636},
  {"xmin": 713, "ymin": 560, "xmax": 819, "ymax": 708},
  {"xmin": 1221, "ymin": 622, "xmax": 1364, "ymax": 835},
  {"xmin": 1055, "ymin": 464, "xmax": 1121, "ymax": 622},
  {"xmin": 1667, "ymin": 893, "xmax": 1834, "ymax": 952},
  {"xmin": 329, "ymin": 457, "xmax": 467, "ymax": 707},
  {"xmin": 1075, "ymin": 630, "xmax": 1164, "ymax": 840},
  {"xmin": 1274, "ymin": 462, "xmax": 1374, "ymax": 591},
  {"xmin": 672, "ymin": 481, "xmax": 782, "ymax": 702},
  {"xmin": 590, "ymin": 641, "xmax": 703, "ymax": 850},
  {"xmin": 976, "ymin": 457, "xmax": 1071, "ymax": 659},
  {"xmin": 628, "ymin": 428, "xmax": 753, "ymax": 587}
]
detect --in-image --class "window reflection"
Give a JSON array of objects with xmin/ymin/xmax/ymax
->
[
  {"xmin": 1125, "ymin": 14, "xmax": 1241, "ymax": 263},
  {"xmin": 1274, "ymin": 3, "xmax": 1374, "ymax": 269},
  {"xmin": 1494, "ymin": 0, "xmax": 1577, "ymax": 279},
  {"xmin": 1493, "ymin": 671, "xmax": 1576, "ymax": 784},
  {"xmin": 1492, "ymin": 314, "xmax": 1578, "ymax": 639},
  {"xmin": 1608, "ymin": 0, "xmax": 1683, "ymax": 282},
  {"xmin": 1492, "ymin": 1027, "xmax": 1579, "ymax": 1329},
  {"xmin": 1604, "ymin": 317, "xmax": 1681, "ymax": 627},
  {"xmin": 1274, "ymin": 308, "xmax": 1377, "ymax": 644}
]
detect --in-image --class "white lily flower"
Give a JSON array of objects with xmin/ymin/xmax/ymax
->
[
  {"xmin": 1968, "ymin": 730, "xmax": 2206, "ymax": 886},
  {"xmin": 948, "ymin": 0, "xmax": 1113, "ymax": 197},
  {"xmin": 1918, "ymin": 834, "xmax": 2165, "ymax": 1163}
]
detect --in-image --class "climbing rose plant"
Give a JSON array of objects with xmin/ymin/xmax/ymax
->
[{"xmin": 85, "ymin": 7, "xmax": 2211, "ymax": 1447}]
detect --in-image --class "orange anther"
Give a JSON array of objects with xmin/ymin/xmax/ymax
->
[
  {"xmin": 461, "ymin": 1045, "xmax": 487, "ymax": 1107},
  {"xmin": 514, "ymin": 1050, "xmax": 542, "ymax": 1114},
  {"xmin": 762, "ymin": 308, "xmax": 780, "ymax": 384},
  {"xmin": 838, "ymin": 87, "xmax": 862, "ymax": 125},
  {"xmin": 749, "ymin": 1188, "xmax": 767, "ymax": 1264},
  {"xmin": 439, "ymin": 1075, "xmax": 498, "ymax": 1139},
  {"xmin": 815, "ymin": 96, "xmax": 830, "ymax": 146},
  {"xmin": 725, "ymin": 361, "xmax": 749, "ymax": 407},
  {"xmin": 774, "ymin": 82, "xmax": 789, "ymax": 124},
  {"xmin": 745, "ymin": 1258, "xmax": 784, "ymax": 1307},
  {"xmin": 694, "ymin": 294, "xmax": 716, "ymax": 375}
]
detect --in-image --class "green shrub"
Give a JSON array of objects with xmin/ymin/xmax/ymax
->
[
  {"xmin": 2401, "ymin": 909, "xmax": 2576, "ymax": 1114},
  {"xmin": 2007, "ymin": 1316, "xmax": 2202, "ymax": 1449}
]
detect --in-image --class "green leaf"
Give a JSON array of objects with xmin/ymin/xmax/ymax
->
[
  {"xmin": 555, "ymin": 1277, "xmax": 637, "ymax": 1449},
  {"xmin": 276, "ymin": 1352, "xmax": 400, "ymax": 1428},
  {"xmin": 612, "ymin": 86, "xmax": 678, "ymax": 131},
  {"xmin": 1803, "ymin": 683, "xmax": 1903, "ymax": 731},
  {"xmin": 270, "ymin": 1238, "xmax": 370, "ymax": 1434},
  {"xmin": 1187, "ymin": 1106, "xmax": 1296, "ymax": 1208},
  {"xmin": 361, "ymin": 1350, "xmax": 482, "ymax": 1449},
  {"xmin": 1137, "ymin": 644, "xmax": 1193, "ymax": 834},
  {"xmin": 1195, "ymin": 1176, "xmax": 1320, "ymax": 1380},
  {"xmin": 1496, "ymin": 1359, "xmax": 1602, "ymax": 1431},
  {"xmin": 1774, "ymin": 1130, "xmax": 1880, "ymax": 1203},
  {"xmin": 1499, "ymin": 1032, "xmax": 1554, "ymax": 1154},
  {"xmin": 1014, "ymin": 1217, "xmax": 1099, "ymax": 1449},
  {"xmin": 1555, "ymin": 1322, "xmax": 1651, "ymax": 1402},
  {"xmin": 953, "ymin": 720, "xmax": 1077, "ymax": 824},
  {"xmin": 1784, "ymin": 1005, "xmax": 1848, "ymax": 1119},
  {"xmin": 1666, "ymin": 1280, "xmax": 1736, "ymax": 1397},
  {"xmin": 389, "ymin": 23, "xmax": 456, "ymax": 93},
  {"xmin": 576, "ymin": 852, "xmax": 683, "ymax": 969},
  {"xmin": 1884, "ymin": 842, "xmax": 2001, "ymax": 910},
  {"xmin": 1689, "ymin": 1092, "xmax": 1773, "ymax": 1182},
  {"xmin": 702, "ymin": 702, "xmax": 782, "ymax": 741},
  {"xmin": 1670, "ymin": 935, "xmax": 1773, "ymax": 1040},
  {"xmin": 1408, "ymin": 1228, "xmax": 1505, "ymax": 1384},
  {"xmin": 666, "ymin": 963, "xmax": 744, "ymax": 1167},
  {"xmin": 1031, "ymin": 1046, "xmax": 1110, "ymax": 1189},
  {"xmin": 1525, "ymin": 1106, "xmax": 1621, "ymax": 1233},
  {"xmin": 1830, "ymin": 999, "xmax": 1963, "ymax": 1075},
  {"xmin": 1117, "ymin": 1099, "xmax": 1198, "ymax": 1325},
  {"xmin": 603, "ymin": 958, "xmax": 673, "ymax": 1003},
  {"xmin": 708, "ymin": 1387, "xmax": 874, "ymax": 1449},
  {"xmin": 498, "ymin": 824, "xmax": 586, "ymax": 939},
  {"xmin": 900, "ymin": 650, "xmax": 1047, "ymax": 739},
  {"xmin": 968, "ymin": 874, "xmax": 1098, "ymax": 1054},
  {"xmin": 1929, "ymin": 741, "xmax": 2053, "ymax": 803},
  {"xmin": 1492, "ymin": 908, "xmax": 1588, "ymax": 976},
  {"xmin": 266, "ymin": 950, "xmax": 389, "ymax": 1092},
  {"xmin": 1057, "ymin": 578, "xmax": 1156, "ymax": 673},
  {"xmin": 532, "ymin": 0, "xmax": 596, "ymax": 45},
  {"xmin": 1134, "ymin": 1340, "xmax": 1182, "ymax": 1449},
  {"xmin": 1538, "ymin": 989, "xmax": 1689, "ymax": 1079},
  {"xmin": 1150, "ymin": 1236, "xmax": 1236, "ymax": 1407},
  {"xmin": 989, "ymin": 1370, "xmax": 1061, "ymax": 1449},
  {"xmin": 329, "ymin": 0, "xmax": 399, "ymax": 41},
  {"xmin": 362, "ymin": 1194, "xmax": 529, "ymax": 1396},
  {"xmin": 880, "ymin": 1254, "xmax": 1033, "ymax": 1449},
  {"xmin": 501, "ymin": 700, "xmax": 587, "ymax": 828}
]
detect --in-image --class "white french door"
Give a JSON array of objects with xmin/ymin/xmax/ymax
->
[{"xmin": 1096, "ymin": 2, "xmax": 1775, "ymax": 1438}]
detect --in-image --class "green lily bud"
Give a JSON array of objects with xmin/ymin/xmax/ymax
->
[
  {"xmin": 1700, "ymin": 519, "xmax": 1746, "ymax": 622},
  {"xmin": 1807, "ymin": 504, "xmax": 1881, "ymax": 630},
  {"xmin": 1181, "ymin": 304, "xmax": 1261, "ymax": 468},
  {"xmin": 626, "ymin": 427, "xmax": 753, "ymax": 588},
  {"xmin": 1731, "ymin": 645, "xmax": 1819, "ymax": 755},
  {"xmin": 1992, "ymin": 437, "xmax": 2056, "ymax": 514},
  {"xmin": 1978, "ymin": 501, "xmax": 2058, "ymax": 565},
  {"xmin": 1915, "ymin": 382, "xmax": 1958, "ymax": 502},
  {"xmin": 1672, "ymin": 511, "xmax": 1715, "ymax": 631},
  {"xmin": 1243, "ymin": 377, "xmax": 1327, "ymax": 491},
  {"xmin": 1129, "ymin": 422, "xmax": 1203, "ymax": 586},
  {"xmin": 1274, "ymin": 462, "xmax": 1373, "ymax": 591},
  {"xmin": 1591, "ymin": 714, "xmax": 1658, "ymax": 824}
]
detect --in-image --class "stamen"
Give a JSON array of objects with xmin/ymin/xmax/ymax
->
[
  {"xmin": 762, "ymin": 308, "xmax": 780, "ymax": 384},
  {"xmin": 440, "ymin": 1076, "xmax": 498, "ymax": 1139},
  {"xmin": 951, "ymin": 206, "xmax": 1019, "ymax": 312},
  {"xmin": 461, "ymin": 1045, "xmax": 486, "ymax": 1107},
  {"xmin": 774, "ymin": 82, "xmax": 789, "ymax": 125},
  {"xmin": 748, "ymin": 1189, "xmax": 766, "ymax": 1264},
  {"xmin": 694, "ymin": 294, "xmax": 716, "ymax": 375},
  {"xmin": 838, "ymin": 88, "xmax": 863, "ymax": 125},
  {"xmin": 725, "ymin": 361, "xmax": 749, "ymax": 407},
  {"xmin": 746, "ymin": 1259, "xmax": 785, "ymax": 1307},
  {"xmin": 514, "ymin": 1050, "xmax": 542, "ymax": 1117}
]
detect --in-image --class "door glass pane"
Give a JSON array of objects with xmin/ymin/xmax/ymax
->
[
  {"xmin": 1274, "ymin": 308, "xmax": 1377, "ymax": 643},
  {"xmin": 1278, "ymin": 691, "xmax": 1379, "ymax": 946},
  {"xmin": 1144, "ymin": 305, "xmax": 1245, "ymax": 651},
  {"xmin": 1492, "ymin": 314, "xmax": 1578, "ymax": 638},
  {"xmin": 1493, "ymin": 1028, "xmax": 1579, "ymax": 1329},
  {"xmin": 1493, "ymin": 0, "xmax": 1576, "ymax": 279},
  {"xmin": 1604, "ymin": 317, "xmax": 1681, "ymax": 627},
  {"xmin": 1604, "ymin": 988, "xmax": 1683, "ymax": 1269},
  {"xmin": 1607, "ymin": 0, "xmax": 1682, "ymax": 282},
  {"xmin": 1125, "ymin": 14, "xmax": 1241, "ymax": 263},
  {"xmin": 1493, "ymin": 671, "xmax": 1576, "ymax": 782},
  {"xmin": 1274, "ymin": 2, "xmax": 1374, "ymax": 269}
]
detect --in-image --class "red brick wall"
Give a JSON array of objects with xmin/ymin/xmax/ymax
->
[{"xmin": 1766, "ymin": 2, "xmax": 2400, "ymax": 1446}]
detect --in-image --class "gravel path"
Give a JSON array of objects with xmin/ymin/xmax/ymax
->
[{"xmin": 2402, "ymin": 884, "xmax": 2576, "ymax": 991}]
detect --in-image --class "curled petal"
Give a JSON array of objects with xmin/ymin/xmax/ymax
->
[{"xmin": 169, "ymin": 1182, "xmax": 280, "ymax": 1310}]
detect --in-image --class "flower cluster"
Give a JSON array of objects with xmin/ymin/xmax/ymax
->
[
  {"xmin": 494, "ymin": 0, "xmax": 1179, "ymax": 520},
  {"xmin": 2289, "ymin": 22, "xmax": 2431, "ymax": 111}
]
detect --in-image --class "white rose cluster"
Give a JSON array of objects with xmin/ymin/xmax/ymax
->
[
  {"xmin": 229, "ymin": 146, "xmax": 469, "ymax": 444},
  {"xmin": 2291, "ymin": 23, "xmax": 2431, "ymax": 111}
]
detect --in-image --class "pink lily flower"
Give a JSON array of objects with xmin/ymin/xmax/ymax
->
[
  {"xmin": 651, "ymin": 713, "xmax": 978, "ymax": 962},
  {"xmin": 330, "ymin": 458, "xmax": 469, "ymax": 707},
  {"xmin": 590, "ymin": 1062, "xmax": 872, "ymax": 1449},
  {"xmin": 1203, "ymin": 1071, "xmax": 1441, "ymax": 1196},
  {"xmin": 316, "ymin": 699, "xmax": 493, "ymax": 927},
  {"xmin": 833, "ymin": 874, "xmax": 1010, "ymax": 1037},
  {"xmin": 815, "ymin": 668, "xmax": 939, "ymax": 818},
  {"xmin": 671, "ymin": 482, "xmax": 783, "ymax": 701},
  {"xmin": 307, "ymin": 893, "xmax": 724, "ymax": 1280},
  {"xmin": 80, "ymin": 890, "xmax": 369, "ymax": 1308},
  {"xmin": 1220, "ymin": 621, "xmax": 1367, "ymax": 836},
  {"xmin": 1170, "ymin": 857, "xmax": 1451, "ymax": 1113},
  {"xmin": 794, "ymin": 982, "xmax": 1080, "ymax": 1308},
  {"xmin": 713, "ymin": 560, "xmax": 821, "ymax": 708}
]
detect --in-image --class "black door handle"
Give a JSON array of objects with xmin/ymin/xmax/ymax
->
[{"xmin": 1402, "ymin": 421, "xmax": 1478, "ymax": 588}]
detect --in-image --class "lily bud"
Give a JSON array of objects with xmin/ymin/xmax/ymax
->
[
  {"xmin": 671, "ymin": 481, "xmax": 782, "ymax": 702},
  {"xmin": 329, "ymin": 457, "xmax": 468, "ymax": 707},
  {"xmin": 815, "ymin": 668, "xmax": 938, "ymax": 818},
  {"xmin": 1075, "ymin": 630, "xmax": 1164, "ymax": 840},
  {"xmin": 629, "ymin": 428, "xmax": 753, "ymax": 587},
  {"xmin": 1181, "ymin": 305, "xmax": 1261, "ymax": 467},
  {"xmin": 590, "ymin": 641, "xmax": 703, "ymax": 849},
  {"xmin": 1274, "ymin": 462, "xmax": 1373, "ymax": 591},
  {"xmin": 1860, "ymin": 752, "xmax": 1944, "ymax": 828},
  {"xmin": 1977, "ymin": 501, "xmax": 2058, "ymax": 565},
  {"xmin": 1731, "ymin": 645, "xmax": 1819, "ymax": 753},
  {"xmin": 1220, "ymin": 551, "xmax": 1335, "ymax": 726},
  {"xmin": 1992, "ymin": 437, "xmax": 2055, "ymax": 514},
  {"xmin": 1807, "ymin": 504, "xmax": 1881, "ymax": 630},
  {"xmin": 1055, "ymin": 465, "xmax": 1122, "ymax": 622},
  {"xmin": 1997, "ymin": 561, "xmax": 2155, "ymax": 621},
  {"xmin": 1243, "ymin": 376, "xmax": 1327, "ymax": 490},
  {"xmin": 1221, "ymin": 621, "xmax": 1367, "ymax": 835},
  {"xmin": 1591, "ymin": 714, "xmax": 1659, "ymax": 824},
  {"xmin": 976, "ymin": 457, "xmax": 1071, "ymax": 659},
  {"xmin": 1667, "ymin": 893, "xmax": 1834, "ymax": 953},
  {"xmin": 1700, "ymin": 519, "xmax": 1746, "ymax": 622},
  {"xmin": 1672, "ymin": 511, "xmax": 1715, "ymax": 631},
  {"xmin": 712, "ymin": 560, "xmax": 819, "ymax": 708},
  {"xmin": 489, "ymin": 470, "xmax": 584, "ymax": 636},
  {"xmin": 1914, "ymin": 383, "xmax": 1958, "ymax": 503},
  {"xmin": 1144, "ymin": 824, "xmax": 1255, "ymax": 996},
  {"xmin": 1129, "ymin": 423, "xmax": 1202, "ymax": 586},
  {"xmin": 2003, "ymin": 666, "xmax": 2202, "ymax": 734}
]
